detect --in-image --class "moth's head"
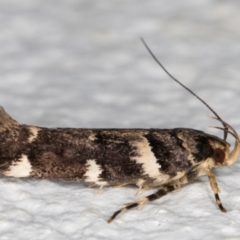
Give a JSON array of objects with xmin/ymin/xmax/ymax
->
[
  {"xmin": 207, "ymin": 135, "xmax": 230, "ymax": 167},
  {"xmin": 208, "ymin": 127, "xmax": 240, "ymax": 167}
]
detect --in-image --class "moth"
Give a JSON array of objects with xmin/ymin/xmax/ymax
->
[{"xmin": 0, "ymin": 40, "xmax": 239, "ymax": 223}]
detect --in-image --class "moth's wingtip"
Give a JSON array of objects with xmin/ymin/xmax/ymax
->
[
  {"xmin": 0, "ymin": 106, "xmax": 20, "ymax": 129},
  {"xmin": 0, "ymin": 106, "xmax": 7, "ymax": 118}
]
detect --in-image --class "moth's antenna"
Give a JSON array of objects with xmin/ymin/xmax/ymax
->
[{"xmin": 141, "ymin": 38, "xmax": 228, "ymax": 140}]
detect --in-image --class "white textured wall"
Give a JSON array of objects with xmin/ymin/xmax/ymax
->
[{"xmin": 0, "ymin": 1, "xmax": 240, "ymax": 239}]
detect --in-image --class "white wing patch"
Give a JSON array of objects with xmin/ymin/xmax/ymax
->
[
  {"xmin": 84, "ymin": 159, "xmax": 107, "ymax": 186},
  {"xmin": 130, "ymin": 137, "xmax": 170, "ymax": 186},
  {"xmin": 4, "ymin": 154, "xmax": 32, "ymax": 177}
]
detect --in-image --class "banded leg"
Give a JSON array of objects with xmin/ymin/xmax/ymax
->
[
  {"xmin": 206, "ymin": 168, "xmax": 226, "ymax": 212},
  {"xmin": 107, "ymin": 185, "xmax": 177, "ymax": 223}
]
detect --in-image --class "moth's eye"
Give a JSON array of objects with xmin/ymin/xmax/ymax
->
[{"xmin": 213, "ymin": 148, "xmax": 225, "ymax": 164}]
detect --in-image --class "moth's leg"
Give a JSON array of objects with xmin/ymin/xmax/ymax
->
[
  {"xmin": 88, "ymin": 183, "xmax": 96, "ymax": 188},
  {"xmin": 107, "ymin": 185, "xmax": 178, "ymax": 223},
  {"xmin": 206, "ymin": 168, "xmax": 226, "ymax": 212},
  {"xmin": 135, "ymin": 185, "xmax": 151, "ymax": 196},
  {"xmin": 186, "ymin": 166, "xmax": 226, "ymax": 212},
  {"xmin": 87, "ymin": 183, "xmax": 105, "ymax": 194},
  {"xmin": 97, "ymin": 185, "xmax": 104, "ymax": 194}
]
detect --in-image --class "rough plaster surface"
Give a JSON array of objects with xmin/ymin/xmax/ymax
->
[{"xmin": 0, "ymin": 1, "xmax": 240, "ymax": 239}]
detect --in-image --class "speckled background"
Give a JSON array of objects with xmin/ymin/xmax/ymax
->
[{"xmin": 0, "ymin": 0, "xmax": 240, "ymax": 239}]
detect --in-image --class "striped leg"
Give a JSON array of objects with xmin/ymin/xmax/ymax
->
[
  {"xmin": 206, "ymin": 168, "xmax": 226, "ymax": 212},
  {"xmin": 107, "ymin": 185, "xmax": 177, "ymax": 223}
]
